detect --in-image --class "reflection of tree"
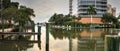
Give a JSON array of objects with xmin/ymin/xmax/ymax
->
[
  {"xmin": 0, "ymin": 35, "xmax": 34, "ymax": 51},
  {"xmin": 50, "ymin": 28, "xmax": 83, "ymax": 39},
  {"xmin": 101, "ymin": 29, "xmax": 113, "ymax": 39}
]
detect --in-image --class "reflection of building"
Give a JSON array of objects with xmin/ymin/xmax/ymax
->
[
  {"xmin": 70, "ymin": 29, "xmax": 105, "ymax": 51},
  {"xmin": 77, "ymin": 29, "xmax": 104, "ymax": 51},
  {"xmin": 77, "ymin": 38, "xmax": 104, "ymax": 51}
]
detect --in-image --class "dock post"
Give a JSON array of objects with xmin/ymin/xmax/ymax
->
[
  {"xmin": 38, "ymin": 26, "xmax": 41, "ymax": 49},
  {"xmin": 32, "ymin": 24, "xmax": 35, "ymax": 32},
  {"xmin": 1, "ymin": 35, "xmax": 4, "ymax": 39},
  {"xmin": 46, "ymin": 23, "xmax": 49, "ymax": 51},
  {"xmin": 38, "ymin": 26, "xmax": 41, "ymax": 41}
]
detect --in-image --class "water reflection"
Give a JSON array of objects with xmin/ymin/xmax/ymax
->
[
  {"xmin": 50, "ymin": 28, "xmax": 120, "ymax": 51},
  {"xmin": 105, "ymin": 37, "xmax": 120, "ymax": 51},
  {"xmin": 50, "ymin": 28, "xmax": 82, "ymax": 40},
  {"xmin": 0, "ymin": 27, "xmax": 120, "ymax": 51},
  {"xmin": 0, "ymin": 35, "xmax": 41, "ymax": 51}
]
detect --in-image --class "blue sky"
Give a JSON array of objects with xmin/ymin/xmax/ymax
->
[{"xmin": 11, "ymin": 0, "xmax": 120, "ymax": 23}]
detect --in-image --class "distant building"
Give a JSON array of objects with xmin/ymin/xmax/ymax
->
[
  {"xmin": 107, "ymin": 4, "xmax": 116, "ymax": 16},
  {"xmin": 77, "ymin": 0, "xmax": 116, "ymax": 24},
  {"xmin": 78, "ymin": 0, "xmax": 107, "ymax": 17},
  {"xmin": 77, "ymin": 0, "xmax": 107, "ymax": 24}
]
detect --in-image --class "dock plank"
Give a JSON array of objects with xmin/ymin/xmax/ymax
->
[
  {"xmin": 0, "ymin": 32, "xmax": 38, "ymax": 35},
  {"xmin": 0, "ymin": 39, "xmax": 41, "ymax": 43}
]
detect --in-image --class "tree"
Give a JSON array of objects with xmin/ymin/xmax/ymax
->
[
  {"xmin": 0, "ymin": 0, "xmax": 19, "ymax": 32},
  {"xmin": 14, "ymin": 6, "xmax": 35, "ymax": 32},
  {"xmin": 101, "ymin": 13, "xmax": 118, "ymax": 24},
  {"xmin": 2, "ymin": 6, "xmax": 18, "ymax": 24},
  {"xmin": 0, "ymin": 0, "xmax": 35, "ymax": 33},
  {"xmin": 48, "ymin": 13, "xmax": 57, "ymax": 22},
  {"xmin": 2, "ymin": 0, "xmax": 11, "ymax": 9},
  {"xmin": 118, "ymin": 15, "xmax": 120, "ymax": 19},
  {"xmin": 87, "ymin": 5, "xmax": 97, "ymax": 24},
  {"xmin": 49, "ymin": 13, "xmax": 74, "ymax": 25}
]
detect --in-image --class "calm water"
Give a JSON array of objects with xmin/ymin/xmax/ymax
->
[{"xmin": 0, "ymin": 26, "xmax": 120, "ymax": 51}]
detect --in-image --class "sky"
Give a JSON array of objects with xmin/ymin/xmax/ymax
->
[{"xmin": 11, "ymin": 0, "xmax": 120, "ymax": 23}]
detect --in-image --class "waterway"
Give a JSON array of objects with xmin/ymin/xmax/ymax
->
[{"xmin": 0, "ymin": 26, "xmax": 120, "ymax": 51}]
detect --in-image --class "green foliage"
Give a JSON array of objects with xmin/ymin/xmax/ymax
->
[
  {"xmin": 64, "ymin": 21, "xmax": 75, "ymax": 26},
  {"xmin": 49, "ymin": 13, "xmax": 73, "ymax": 25},
  {"xmin": 101, "ymin": 13, "xmax": 118, "ymax": 24},
  {"xmin": 118, "ymin": 15, "xmax": 120, "ymax": 19},
  {"xmin": 2, "ymin": 0, "xmax": 11, "ymax": 9},
  {"xmin": 87, "ymin": 5, "xmax": 97, "ymax": 15},
  {"xmin": 14, "ymin": 6, "xmax": 35, "ymax": 27},
  {"xmin": 10, "ymin": 2, "xmax": 19, "ymax": 8},
  {"xmin": 2, "ymin": 6, "xmax": 17, "ymax": 20},
  {"xmin": 49, "ymin": 13, "xmax": 81, "ymax": 26},
  {"xmin": 1, "ymin": 1, "xmax": 35, "ymax": 26},
  {"xmin": 0, "ymin": 0, "xmax": 35, "ymax": 31}
]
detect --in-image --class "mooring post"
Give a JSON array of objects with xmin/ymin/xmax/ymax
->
[
  {"xmin": 1, "ymin": 35, "xmax": 4, "ymax": 39},
  {"xmin": 38, "ymin": 26, "xmax": 41, "ymax": 50},
  {"xmin": 46, "ymin": 23, "xmax": 49, "ymax": 51},
  {"xmin": 38, "ymin": 25, "xmax": 41, "ymax": 41},
  {"xmin": 18, "ymin": 26, "xmax": 22, "ymax": 39},
  {"xmin": 32, "ymin": 24, "xmax": 35, "ymax": 32}
]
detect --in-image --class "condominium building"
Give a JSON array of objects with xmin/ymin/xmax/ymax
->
[
  {"xmin": 77, "ymin": 0, "xmax": 107, "ymax": 24},
  {"xmin": 78, "ymin": 0, "xmax": 107, "ymax": 17}
]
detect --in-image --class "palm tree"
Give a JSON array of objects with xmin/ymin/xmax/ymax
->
[
  {"xmin": 87, "ymin": 5, "xmax": 96, "ymax": 26},
  {"xmin": 1, "ymin": 0, "xmax": 35, "ymax": 33},
  {"xmin": 87, "ymin": 5, "xmax": 96, "ymax": 39},
  {"xmin": 14, "ymin": 6, "xmax": 35, "ymax": 33}
]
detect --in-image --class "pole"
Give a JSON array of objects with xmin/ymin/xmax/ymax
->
[
  {"xmin": 38, "ymin": 25, "xmax": 41, "ymax": 49},
  {"xmin": 38, "ymin": 26, "xmax": 41, "ymax": 41},
  {"xmin": 32, "ymin": 24, "xmax": 35, "ymax": 32},
  {"xmin": 46, "ymin": 23, "xmax": 49, "ymax": 51},
  {"xmin": 69, "ymin": 36, "xmax": 72, "ymax": 51}
]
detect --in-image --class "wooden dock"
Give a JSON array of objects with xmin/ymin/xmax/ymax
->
[
  {"xmin": 0, "ymin": 32, "xmax": 38, "ymax": 35},
  {"xmin": 0, "ymin": 39, "xmax": 41, "ymax": 43}
]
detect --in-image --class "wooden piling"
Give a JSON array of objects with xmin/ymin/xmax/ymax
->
[
  {"xmin": 46, "ymin": 23, "xmax": 49, "ymax": 51},
  {"xmin": 38, "ymin": 26, "xmax": 41, "ymax": 41}
]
